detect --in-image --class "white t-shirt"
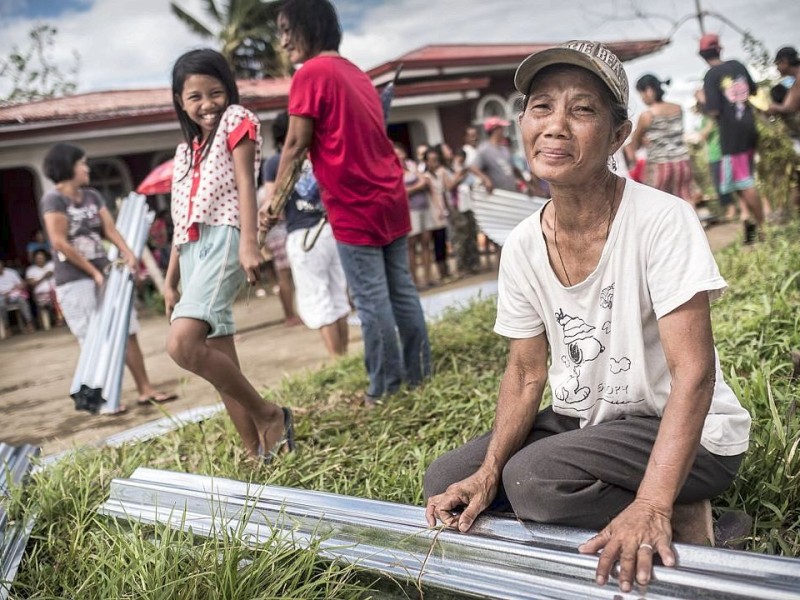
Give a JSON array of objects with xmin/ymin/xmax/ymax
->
[
  {"xmin": 0, "ymin": 267, "xmax": 24, "ymax": 297},
  {"xmin": 494, "ymin": 180, "xmax": 750, "ymax": 456},
  {"xmin": 25, "ymin": 262, "xmax": 55, "ymax": 296}
]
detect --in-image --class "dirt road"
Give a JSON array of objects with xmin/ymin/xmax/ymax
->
[
  {"xmin": 0, "ymin": 221, "xmax": 741, "ymax": 457},
  {"xmin": 0, "ymin": 285, "xmax": 356, "ymax": 456}
]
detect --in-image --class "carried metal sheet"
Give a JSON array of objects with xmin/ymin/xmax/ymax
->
[
  {"xmin": 69, "ymin": 193, "xmax": 154, "ymax": 414},
  {"xmin": 99, "ymin": 468, "xmax": 800, "ymax": 600},
  {"xmin": 0, "ymin": 443, "xmax": 40, "ymax": 600}
]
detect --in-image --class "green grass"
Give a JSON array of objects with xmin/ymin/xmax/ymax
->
[
  {"xmin": 4, "ymin": 222, "xmax": 800, "ymax": 597},
  {"xmin": 712, "ymin": 224, "xmax": 800, "ymax": 555}
]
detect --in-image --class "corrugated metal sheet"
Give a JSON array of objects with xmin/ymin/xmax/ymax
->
[
  {"xmin": 0, "ymin": 443, "xmax": 40, "ymax": 600},
  {"xmin": 367, "ymin": 39, "xmax": 671, "ymax": 79},
  {"xmin": 0, "ymin": 79, "xmax": 291, "ymax": 126},
  {"xmin": 100, "ymin": 468, "xmax": 800, "ymax": 600},
  {"xmin": 472, "ymin": 187, "xmax": 546, "ymax": 246},
  {"xmin": 69, "ymin": 193, "xmax": 153, "ymax": 414}
]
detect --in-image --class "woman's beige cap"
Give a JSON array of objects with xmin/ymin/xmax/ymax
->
[{"xmin": 514, "ymin": 40, "xmax": 629, "ymax": 106}]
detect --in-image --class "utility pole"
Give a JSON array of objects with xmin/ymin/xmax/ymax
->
[{"xmin": 694, "ymin": 0, "xmax": 705, "ymax": 33}]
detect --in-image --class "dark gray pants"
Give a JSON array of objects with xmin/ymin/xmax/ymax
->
[{"xmin": 423, "ymin": 407, "xmax": 743, "ymax": 530}]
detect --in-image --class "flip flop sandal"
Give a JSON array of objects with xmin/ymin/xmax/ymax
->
[
  {"xmin": 258, "ymin": 407, "xmax": 296, "ymax": 464},
  {"xmin": 137, "ymin": 391, "xmax": 178, "ymax": 405}
]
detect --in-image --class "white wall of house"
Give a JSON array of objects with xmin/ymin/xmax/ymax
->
[
  {"xmin": 0, "ymin": 118, "xmax": 280, "ymax": 196},
  {"xmin": 389, "ymin": 105, "xmax": 443, "ymax": 148},
  {"xmin": 0, "ymin": 100, "xmax": 448, "ymax": 209}
]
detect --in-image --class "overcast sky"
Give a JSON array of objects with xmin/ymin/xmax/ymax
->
[{"xmin": 0, "ymin": 0, "xmax": 797, "ymax": 119}]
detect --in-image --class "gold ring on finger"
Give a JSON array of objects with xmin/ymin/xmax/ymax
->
[{"xmin": 639, "ymin": 543, "xmax": 654, "ymax": 552}]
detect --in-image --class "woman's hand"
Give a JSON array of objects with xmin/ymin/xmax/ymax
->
[
  {"xmin": 92, "ymin": 269, "xmax": 105, "ymax": 288},
  {"xmin": 123, "ymin": 252, "xmax": 137, "ymax": 273},
  {"xmin": 164, "ymin": 285, "xmax": 180, "ymax": 320},
  {"xmin": 239, "ymin": 242, "xmax": 262, "ymax": 286},
  {"xmin": 579, "ymin": 498, "xmax": 675, "ymax": 593},
  {"xmin": 425, "ymin": 469, "xmax": 499, "ymax": 533}
]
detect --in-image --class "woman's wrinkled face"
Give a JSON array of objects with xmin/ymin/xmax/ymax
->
[
  {"xmin": 278, "ymin": 13, "xmax": 309, "ymax": 64},
  {"xmin": 519, "ymin": 66, "xmax": 624, "ymax": 186}
]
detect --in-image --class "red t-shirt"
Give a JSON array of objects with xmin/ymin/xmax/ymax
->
[{"xmin": 288, "ymin": 54, "xmax": 410, "ymax": 246}]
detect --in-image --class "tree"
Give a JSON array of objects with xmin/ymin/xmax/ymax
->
[
  {"xmin": 0, "ymin": 24, "xmax": 80, "ymax": 106},
  {"xmin": 170, "ymin": 0, "xmax": 291, "ymax": 79},
  {"xmin": 583, "ymin": 0, "xmax": 772, "ymax": 77}
]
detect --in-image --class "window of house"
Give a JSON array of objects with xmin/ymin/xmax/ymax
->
[
  {"xmin": 87, "ymin": 157, "xmax": 132, "ymax": 213},
  {"xmin": 475, "ymin": 93, "xmax": 524, "ymax": 159}
]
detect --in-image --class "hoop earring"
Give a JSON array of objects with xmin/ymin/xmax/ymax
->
[{"xmin": 608, "ymin": 154, "xmax": 617, "ymax": 171}]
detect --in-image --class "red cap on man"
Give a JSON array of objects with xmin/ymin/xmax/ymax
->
[
  {"xmin": 483, "ymin": 116, "xmax": 510, "ymax": 133},
  {"xmin": 699, "ymin": 33, "xmax": 721, "ymax": 53}
]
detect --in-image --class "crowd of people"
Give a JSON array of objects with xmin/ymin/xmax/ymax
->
[
  {"xmin": 4, "ymin": 0, "xmax": 799, "ymax": 590},
  {"xmin": 0, "ymin": 232, "xmax": 63, "ymax": 337},
  {"xmin": 622, "ymin": 37, "xmax": 800, "ymax": 244}
]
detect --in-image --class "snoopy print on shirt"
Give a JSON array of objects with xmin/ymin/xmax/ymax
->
[{"xmin": 553, "ymin": 282, "xmax": 644, "ymax": 415}]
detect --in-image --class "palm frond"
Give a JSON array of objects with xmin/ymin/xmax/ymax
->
[
  {"xmin": 201, "ymin": 0, "xmax": 222, "ymax": 24},
  {"xmin": 170, "ymin": 2, "xmax": 215, "ymax": 38},
  {"xmin": 173, "ymin": 0, "xmax": 289, "ymax": 78}
]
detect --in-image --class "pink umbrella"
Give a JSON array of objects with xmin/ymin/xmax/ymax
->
[{"xmin": 136, "ymin": 159, "xmax": 174, "ymax": 195}]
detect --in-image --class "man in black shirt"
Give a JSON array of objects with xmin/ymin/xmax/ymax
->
[{"xmin": 700, "ymin": 33, "xmax": 765, "ymax": 242}]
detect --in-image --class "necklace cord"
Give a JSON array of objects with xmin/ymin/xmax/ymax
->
[{"xmin": 552, "ymin": 176, "xmax": 618, "ymax": 287}]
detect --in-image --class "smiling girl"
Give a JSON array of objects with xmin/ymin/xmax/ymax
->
[{"xmin": 164, "ymin": 49, "xmax": 293, "ymax": 461}]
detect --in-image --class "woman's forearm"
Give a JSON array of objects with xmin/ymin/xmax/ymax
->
[
  {"xmin": 480, "ymin": 336, "xmax": 548, "ymax": 479},
  {"xmin": 638, "ymin": 293, "xmax": 718, "ymax": 512},
  {"xmin": 636, "ymin": 361, "xmax": 715, "ymax": 511}
]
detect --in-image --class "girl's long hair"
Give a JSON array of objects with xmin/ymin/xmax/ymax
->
[
  {"xmin": 171, "ymin": 49, "xmax": 240, "ymax": 180},
  {"xmin": 278, "ymin": 0, "xmax": 342, "ymax": 57}
]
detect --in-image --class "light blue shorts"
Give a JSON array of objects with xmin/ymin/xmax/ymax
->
[{"xmin": 171, "ymin": 224, "xmax": 245, "ymax": 338}]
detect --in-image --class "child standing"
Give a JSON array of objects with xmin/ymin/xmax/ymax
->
[{"xmin": 165, "ymin": 49, "xmax": 293, "ymax": 460}]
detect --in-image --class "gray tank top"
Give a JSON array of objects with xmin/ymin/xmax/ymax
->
[{"xmin": 646, "ymin": 112, "xmax": 689, "ymax": 163}]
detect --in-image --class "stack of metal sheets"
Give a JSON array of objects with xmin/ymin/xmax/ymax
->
[
  {"xmin": 1, "ymin": 443, "xmax": 40, "ymax": 600},
  {"xmin": 70, "ymin": 192, "xmax": 154, "ymax": 414},
  {"xmin": 99, "ymin": 468, "xmax": 800, "ymax": 600}
]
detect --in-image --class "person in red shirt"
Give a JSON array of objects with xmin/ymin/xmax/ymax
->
[{"xmin": 261, "ymin": 0, "xmax": 430, "ymax": 405}]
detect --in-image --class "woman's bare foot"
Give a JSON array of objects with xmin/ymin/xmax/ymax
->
[{"xmin": 672, "ymin": 500, "xmax": 715, "ymax": 545}]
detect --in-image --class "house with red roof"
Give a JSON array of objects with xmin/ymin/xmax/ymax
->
[{"xmin": 0, "ymin": 40, "xmax": 667, "ymax": 265}]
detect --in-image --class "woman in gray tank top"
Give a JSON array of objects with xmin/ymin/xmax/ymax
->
[{"xmin": 625, "ymin": 74, "xmax": 695, "ymax": 203}]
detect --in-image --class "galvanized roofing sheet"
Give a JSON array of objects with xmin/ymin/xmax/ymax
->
[{"xmin": 100, "ymin": 468, "xmax": 800, "ymax": 600}]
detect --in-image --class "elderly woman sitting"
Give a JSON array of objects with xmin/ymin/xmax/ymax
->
[{"xmin": 423, "ymin": 41, "xmax": 750, "ymax": 593}]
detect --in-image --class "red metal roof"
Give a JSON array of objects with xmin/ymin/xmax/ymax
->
[
  {"xmin": 0, "ymin": 40, "xmax": 668, "ymax": 133},
  {"xmin": 0, "ymin": 75, "xmax": 489, "ymax": 134},
  {"xmin": 367, "ymin": 40, "xmax": 670, "ymax": 78},
  {"xmin": 0, "ymin": 78, "xmax": 292, "ymax": 127}
]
